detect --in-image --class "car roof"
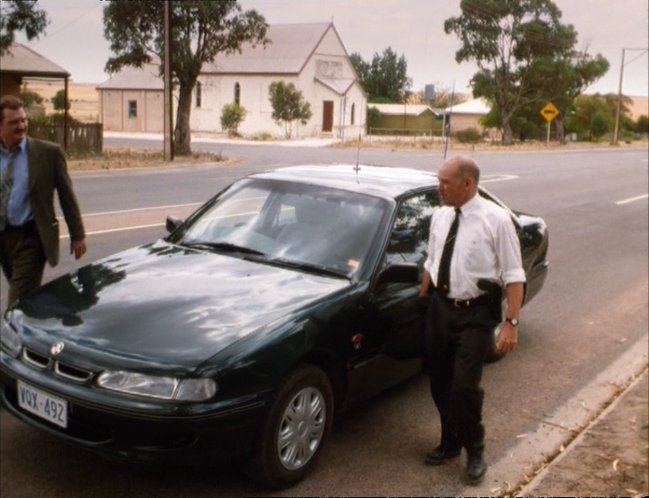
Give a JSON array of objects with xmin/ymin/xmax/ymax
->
[{"xmin": 250, "ymin": 164, "xmax": 439, "ymax": 200}]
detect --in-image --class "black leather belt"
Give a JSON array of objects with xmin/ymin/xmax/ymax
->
[
  {"xmin": 3, "ymin": 219, "xmax": 37, "ymax": 234},
  {"xmin": 441, "ymin": 293, "xmax": 490, "ymax": 309}
]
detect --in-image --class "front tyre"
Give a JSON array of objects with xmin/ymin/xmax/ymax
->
[{"xmin": 246, "ymin": 366, "xmax": 334, "ymax": 489}]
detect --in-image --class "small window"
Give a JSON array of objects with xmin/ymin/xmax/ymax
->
[
  {"xmin": 234, "ymin": 82, "xmax": 241, "ymax": 105},
  {"xmin": 128, "ymin": 100, "xmax": 137, "ymax": 118},
  {"xmin": 195, "ymin": 81, "xmax": 202, "ymax": 108},
  {"xmin": 350, "ymin": 103, "xmax": 356, "ymax": 125}
]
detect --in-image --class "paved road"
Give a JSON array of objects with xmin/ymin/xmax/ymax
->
[{"xmin": 1, "ymin": 144, "xmax": 647, "ymax": 496}]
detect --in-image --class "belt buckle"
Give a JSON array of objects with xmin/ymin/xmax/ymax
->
[{"xmin": 452, "ymin": 298, "xmax": 468, "ymax": 308}]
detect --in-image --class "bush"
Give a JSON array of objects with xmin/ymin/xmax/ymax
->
[
  {"xmin": 220, "ymin": 103, "xmax": 247, "ymax": 136},
  {"xmin": 29, "ymin": 112, "xmax": 81, "ymax": 126},
  {"xmin": 366, "ymin": 106, "xmax": 381, "ymax": 131},
  {"xmin": 635, "ymin": 115, "xmax": 648, "ymax": 134},
  {"xmin": 454, "ymin": 127, "xmax": 482, "ymax": 144},
  {"xmin": 51, "ymin": 89, "xmax": 71, "ymax": 111}
]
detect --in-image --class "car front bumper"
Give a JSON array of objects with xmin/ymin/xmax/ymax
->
[{"xmin": 0, "ymin": 354, "xmax": 266, "ymax": 465}]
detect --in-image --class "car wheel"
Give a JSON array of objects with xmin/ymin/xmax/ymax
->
[
  {"xmin": 246, "ymin": 365, "xmax": 334, "ymax": 489},
  {"xmin": 484, "ymin": 324, "xmax": 506, "ymax": 363}
]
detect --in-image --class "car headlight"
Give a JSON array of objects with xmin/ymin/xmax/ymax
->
[
  {"xmin": 0, "ymin": 309, "xmax": 23, "ymax": 358},
  {"xmin": 96, "ymin": 371, "xmax": 217, "ymax": 401}
]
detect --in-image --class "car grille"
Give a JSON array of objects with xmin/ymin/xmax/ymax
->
[{"xmin": 21, "ymin": 347, "xmax": 94, "ymax": 383}]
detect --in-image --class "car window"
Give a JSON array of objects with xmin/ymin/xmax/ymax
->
[
  {"xmin": 383, "ymin": 191, "xmax": 440, "ymax": 279},
  {"xmin": 176, "ymin": 179, "xmax": 390, "ymax": 278}
]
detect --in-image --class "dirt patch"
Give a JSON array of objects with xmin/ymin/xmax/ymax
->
[{"xmin": 522, "ymin": 371, "xmax": 649, "ymax": 497}]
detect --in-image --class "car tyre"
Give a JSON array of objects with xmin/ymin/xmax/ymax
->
[{"xmin": 246, "ymin": 365, "xmax": 334, "ymax": 489}]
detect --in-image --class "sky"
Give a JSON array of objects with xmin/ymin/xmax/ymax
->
[{"xmin": 14, "ymin": 0, "xmax": 649, "ymax": 97}]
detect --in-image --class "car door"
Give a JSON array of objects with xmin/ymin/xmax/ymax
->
[{"xmin": 345, "ymin": 190, "xmax": 440, "ymax": 402}]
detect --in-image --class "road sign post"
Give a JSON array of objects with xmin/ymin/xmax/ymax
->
[{"xmin": 540, "ymin": 102, "xmax": 559, "ymax": 146}]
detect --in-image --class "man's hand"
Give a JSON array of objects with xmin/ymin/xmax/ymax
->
[
  {"xmin": 496, "ymin": 321, "xmax": 518, "ymax": 353},
  {"xmin": 70, "ymin": 239, "xmax": 87, "ymax": 260}
]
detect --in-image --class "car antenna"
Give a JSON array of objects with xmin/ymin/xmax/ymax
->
[{"xmin": 354, "ymin": 132, "xmax": 362, "ymax": 182}]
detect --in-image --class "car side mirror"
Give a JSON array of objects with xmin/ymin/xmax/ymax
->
[
  {"xmin": 166, "ymin": 216, "xmax": 183, "ymax": 234},
  {"xmin": 377, "ymin": 263, "xmax": 419, "ymax": 285}
]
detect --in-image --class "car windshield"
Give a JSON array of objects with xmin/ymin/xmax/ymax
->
[{"xmin": 173, "ymin": 178, "xmax": 390, "ymax": 278}]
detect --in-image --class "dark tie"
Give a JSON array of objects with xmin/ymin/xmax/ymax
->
[
  {"xmin": 0, "ymin": 150, "xmax": 17, "ymax": 231},
  {"xmin": 437, "ymin": 207, "xmax": 461, "ymax": 296}
]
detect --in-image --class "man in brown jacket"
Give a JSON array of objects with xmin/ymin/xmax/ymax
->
[{"xmin": 0, "ymin": 95, "xmax": 87, "ymax": 307}]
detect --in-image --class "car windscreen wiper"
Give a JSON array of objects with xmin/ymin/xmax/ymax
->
[
  {"xmin": 262, "ymin": 257, "xmax": 350, "ymax": 279},
  {"xmin": 180, "ymin": 241, "xmax": 266, "ymax": 256}
]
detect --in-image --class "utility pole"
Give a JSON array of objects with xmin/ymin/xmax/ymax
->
[
  {"xmin": 612, "ymin": 47, "xmax": 648, "ymax": 145},
  {"xmin": 163, "ymin": 1, "xmax": 174, "ymax": 161}
]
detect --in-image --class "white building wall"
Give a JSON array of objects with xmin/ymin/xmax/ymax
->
[{"xmin": 188, "ymin": 26, "xmax": 366, "ymax": 139}]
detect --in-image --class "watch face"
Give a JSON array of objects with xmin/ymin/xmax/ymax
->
[{"xmin": 507, "ymin": 317, "xmax": 519, "ymax": 326}]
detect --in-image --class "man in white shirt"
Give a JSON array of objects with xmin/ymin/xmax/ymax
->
[{"xmin": 418, "ymin": 155, "xmax": 525, "ymax": 485}]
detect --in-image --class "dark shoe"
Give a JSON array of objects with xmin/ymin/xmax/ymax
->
[
  {"xmin": 466, "ymin": 454, "xmax": 487, "ymax": 485},
  {"xmin": 424, "ymin": 444, "xmax": 461, "ymax": 465}
]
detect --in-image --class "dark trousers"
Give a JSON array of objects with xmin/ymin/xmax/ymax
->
[
  {"xmin": 0, "ymin": 221, "xmax": 47, "ymax": 308},
  {"xmin": 423, "ymin": 292, "xmax": 496, "ymax": 456}
]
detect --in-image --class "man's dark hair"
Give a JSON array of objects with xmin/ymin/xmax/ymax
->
[{"xmin": 0, "ymin": 95, "xmax": 25, "ymax": 123}]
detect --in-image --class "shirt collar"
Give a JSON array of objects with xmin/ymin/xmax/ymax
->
[
  {"xmin": 459, "ymin": 192, "xmax": 480, "ymax": 215},
  {"xmin": 0, "ymin": 136, "xmax": 26, "ymax": 155}
]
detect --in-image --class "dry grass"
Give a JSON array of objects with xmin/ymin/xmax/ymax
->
[
  {"xmin": 23, "ymin": 80, "xmax": 100, "ymax": 123},
  {"xmin": 335, "ymin": 136, "xmax": 649, "ymax": 152},
  {"xmin": 67, "ymin": 148, "xmax": 229, "ymax": 171}
]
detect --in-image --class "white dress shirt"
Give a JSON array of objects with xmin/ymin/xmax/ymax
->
[{"xmin": 423, "ymin": 193, "xmax": 526, "ymax": 300}]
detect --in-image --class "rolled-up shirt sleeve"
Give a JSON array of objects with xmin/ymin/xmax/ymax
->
[{"xmin": 496, "ymin": 214, "xmax": 526, "ymax": 285}]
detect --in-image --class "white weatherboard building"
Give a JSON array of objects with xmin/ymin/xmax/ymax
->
[{"xmin": 98, "ymin": 22, "xmax": 366, "ymax": 139}]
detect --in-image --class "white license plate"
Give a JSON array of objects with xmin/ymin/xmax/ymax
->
[{"xmin": 17, "ymin": 381, "xmax": 68, "ymax": 428}]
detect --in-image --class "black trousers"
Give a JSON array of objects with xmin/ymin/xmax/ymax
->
[
  {"xmin": 423, "ymin": 292, "xmax": 497, "ymax": 456},
  {"xmin": 0, "ymin": 221, "xmax": 47, "ymax": 308}
]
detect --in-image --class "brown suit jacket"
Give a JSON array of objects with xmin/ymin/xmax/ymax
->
[{"xmin": 27, "ymin": 137, "xmax": 85, "ymax": 266}]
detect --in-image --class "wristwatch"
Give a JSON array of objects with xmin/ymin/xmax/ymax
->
[{"xmin": 506, "ymin": 317, "xmax": 519, "ymax": 327}]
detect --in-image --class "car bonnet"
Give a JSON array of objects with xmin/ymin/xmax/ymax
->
[{"xmin": 15, "ymin": 241, "xmax": 349, "ymax": 371}]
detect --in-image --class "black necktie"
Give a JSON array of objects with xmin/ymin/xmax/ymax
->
[{"xmin": 437, "ymin": 207, "xmax": 461, "ymax": 296}]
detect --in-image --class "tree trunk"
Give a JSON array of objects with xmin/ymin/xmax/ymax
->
[
  {"xmin": 174, "ymin": 82, "xmax": 194, "ymax": 155},
  {"xmin": 501, "ymin": 121, "xmax": 514, "ymax": 145},
  {"xmin": 555, "ymin": 116, "xmax": 566, "ymax": 144}
]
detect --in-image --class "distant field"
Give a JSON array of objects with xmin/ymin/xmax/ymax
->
[{"xmin": 22, "ymin": 80, "xmax": 100, "ymax": 123}]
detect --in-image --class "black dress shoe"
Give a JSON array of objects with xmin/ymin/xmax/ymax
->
[
  {"xmin": 466, "ymin": 454, "xmax": 487, "ymax": 484},
  {"xmin": 424, "ymin": 444, "xmax": 461, "ymax": 465}
]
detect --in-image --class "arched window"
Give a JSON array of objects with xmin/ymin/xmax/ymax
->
[
  {"xmin": 234, "ymin": 82, "xmax": 241, "ymax": 105},
  {"xmin": 195, "ymin": 81, "xmax": 202, "ymax": 108},
  {"xmin": 350, "ymin": 103, "xmax": 356, "ymax": 125}
]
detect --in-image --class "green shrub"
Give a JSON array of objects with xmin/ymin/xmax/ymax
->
[
  {"xmin": 454, "ymin": 127, "xmax": 482, "ymax": 144},
  {"xmin": 220, "ymin": 103, "xmax": 247, "ymax": 136}
]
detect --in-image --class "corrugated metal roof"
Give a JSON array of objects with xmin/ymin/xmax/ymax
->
[
  {"xmin": 201, "ymin": 23, "xmax": 332, "ymax": 74},
  {"xmin": 203, "ymin": 22, "xmax": 332, "ymax": 74},
  {"xmin": 369, "ymin": 103, "xmax": 439, "ymax": 117},
  {"xmin": 445, "ymin": 98, "xmax": 490, "ymax": 114},
  {"xmin": 315, "ymin": 76, "xmax": 355, "ymax": 95},
  {"xmin": 98, "ymin": 23, "xmax": 336, "ymax": 90},
  {"xmin": 96, "ymin": 63, "xmax": 163, "ymax": 90},
  {"xmin": 0, "ymin": 43, "xmax": 69, "ymax": 77}
]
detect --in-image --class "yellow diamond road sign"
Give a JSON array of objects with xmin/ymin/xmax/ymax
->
[{"xmin": 540, "ymin": 102, "xmax": 559, "ymax": 122}]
